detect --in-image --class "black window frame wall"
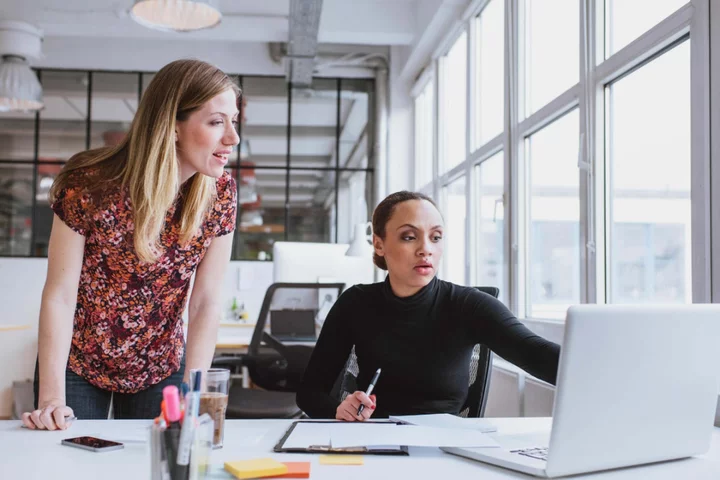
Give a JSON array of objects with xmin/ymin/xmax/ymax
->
[{"xmin": 0, "ymin": 69, "xmax": 375, "ymax": 260}]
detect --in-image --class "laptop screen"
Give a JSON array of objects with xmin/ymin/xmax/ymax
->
[{"xmin": 270, "ymin": 309, "xmax": 317, "ymax": 340}]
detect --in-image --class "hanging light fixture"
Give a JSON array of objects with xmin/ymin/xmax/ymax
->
[
  {"xmin": 0, "ymin": 21, "xmax": 43, "ymax": 112},
  {"xmin": 130, "ymin": 0, "xmax": 222, "ymax": 32}
]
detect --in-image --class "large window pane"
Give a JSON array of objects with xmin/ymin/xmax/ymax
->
[
  {"xmin": 605, "ymin": 0, "xmax": 688, "ymax": 58},
  {"xmin": 442, "ymin": 176, "xmax": 467, "ymax": 285},
  {"xmin": 288, "ymin": 169, "xmax": 335, "ymax": 243},
  {"xmin": 607, "ymin": 42, "xmax": 690, "ymax": 303},
  {"xmin": 440, "ymin": 31, "xmax": 468, "ymax": 173},
  {"xmin": 231, "ymin": 166, "xmax": 285, "ymax": 261},
  {"xmin": 90, "ymin": 73, "xmax": 138, "ymax": 149},
  {"xmin": 291, "ymin": 78, "xmax": 337, "ymax": 168},
  {"xmin": 524, "ymin": 0, "xmax": 579, "ymax": 115},
  {"xmin": 0, "ymin": 164, "xmax": 33, "ymax": 256},
  {"xmin": 39, "ymin": 71, "xmax": 88, "ymax": 162},
  {"xmin": 473, "ymin": 0, "xmax": 505, "ymax": 147},
  {"xmin": 243, "ymin": 77, "xmax": 289, "ymax": 168},
  {"xmin": 527, "ymin": 109, "xmax": 580, "ymax": 319},
  {"xmin": 474, "ymin": 152, "xmax": 505, "ymax": 304},
  {"xmin": 414, "ymin": 80, "xmax": 434, "ymax": 188},
  {"xmin": 340, "ymin": 79, "xmax": 374, "ymax": 169},
  {"xmin": 0, "ymin": 110, "xmax": 35, "ymax": 161}
]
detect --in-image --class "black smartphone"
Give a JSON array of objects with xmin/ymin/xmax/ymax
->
[{"xmin": 61, "ymin": 436, "xmax": 124, "ymax": 452}]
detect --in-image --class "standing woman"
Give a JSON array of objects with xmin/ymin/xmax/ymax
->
[
  {"xmin": 22, "ymin": 59, "xmax": 240, "ymax": 430},
  {"xmin": 297, "ymin": 191, "xmax": 560, "ymax": 421}
]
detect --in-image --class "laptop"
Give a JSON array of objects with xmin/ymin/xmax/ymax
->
[
  {"xmin": 443, "ymin": 304, "xmax": 720, "ymax": 478},
  {"xmin": 270, "ymin": 309, "xmax": 318, "ymax": 342}
]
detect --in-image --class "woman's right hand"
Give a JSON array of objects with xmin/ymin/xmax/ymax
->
[
  {"xmin": 335, "ymin": 392, "xmax": 377, "ymax": 421},
  {"xmin": 22, "ymin": 400, "xmax": 74, "ymax": 431}
]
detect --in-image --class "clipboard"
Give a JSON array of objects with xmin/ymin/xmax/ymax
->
[{"xmin": 273, "ymin": 421, "xmax": 409, "ymax": 455}]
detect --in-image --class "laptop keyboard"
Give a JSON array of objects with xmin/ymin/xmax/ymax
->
[{"xmin": 510, "ymin": 447, "xmax": 548, "ymax": 461}]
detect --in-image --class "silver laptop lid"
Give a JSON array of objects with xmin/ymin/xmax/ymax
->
[{"xmin": 546, "ymin": 305, "xmax": 720, "ymax": 478}]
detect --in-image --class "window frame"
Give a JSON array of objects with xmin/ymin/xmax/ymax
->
[{"xmin": 411, "ymin": 0, "xmax": 711, "ymax": 321}]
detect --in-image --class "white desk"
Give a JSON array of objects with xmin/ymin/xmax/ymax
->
[{"xmin": 2, "ymin": 418, "xmax": 719, "ymax": 480}]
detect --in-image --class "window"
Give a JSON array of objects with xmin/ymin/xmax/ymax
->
[
  {"xmin": 442, "ymin": 176, "xmax": 467, "ymax": 285},
  {"xmin": 474, "ymin": 152, "xmax": 505, "ymax": 303},
  {"xmin": 606, "ymin": 41, "xmax": 691, "ymax": 303},
  {"xmin": 0, "ymin": 71, "xmax": 375, "ymax": 260},
  {"xmin": 473, "ymin": 0, "xmax": 505, "ymax": 148},
  {"xmin": 605, "ymin": 0, "xmax": 689, "ymax": 58},
  {"xmin": 440, "ymin": 31, "xmax": 468, "ymax": 173},
  {"xmin": 527, "ymin": 109, "xmax": 580, "ymax": 319},
  {"xmin": 414, "ymin": 79, "xmax": 434, "ymax": 188},
  {"xmin": 524, "ymin": 0, "xmax": 579, "ymax": 116}
]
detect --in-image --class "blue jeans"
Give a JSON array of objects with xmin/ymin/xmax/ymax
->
[{"xmin": 33, "ymin": 357, "xmax": 185, "ymax": 420}]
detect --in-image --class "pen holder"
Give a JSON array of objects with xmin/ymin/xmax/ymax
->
[{"xmin": 150, "ymin": 413, "xmax": 215, "ymax": 480}]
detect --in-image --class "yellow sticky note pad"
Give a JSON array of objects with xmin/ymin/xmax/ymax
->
[
  {"xmin": 319, "ymin": 455, "xmax": 364, "ymax": 465},
  {"xmin": 224, "ymin": 458, "xmax": 288, "ymax": 479}
]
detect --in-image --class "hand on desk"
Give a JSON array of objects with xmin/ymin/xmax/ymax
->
[
  {"xmin": 336, "ymin": 392, "xmax": 376, "ymax": 422},
  {"xmin": 22, "ymin": 401, "xmax": 75, "ymax": 431}
]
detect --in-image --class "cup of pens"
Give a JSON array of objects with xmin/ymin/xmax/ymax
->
[
  {"xmin": 150, "ymin": 370, "xmax": 215, "ymax": 480},
  {"xmin": 198, "ymin": 368, "xmax": 230, "ymax": 449}
]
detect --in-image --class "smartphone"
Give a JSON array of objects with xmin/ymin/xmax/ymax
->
[{"xmin": 61, "ymin": 436, "xmax": 124, "ymax": 452}]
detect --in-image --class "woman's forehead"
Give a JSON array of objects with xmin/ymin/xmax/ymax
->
[{"xmin": 389, "ymin": 200, "xmax": 443, "ymax": 227}]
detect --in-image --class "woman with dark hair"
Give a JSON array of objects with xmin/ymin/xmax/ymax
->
[{"xmin": 296, "ymin": 191, "xmax": 560, "ymax": 421}]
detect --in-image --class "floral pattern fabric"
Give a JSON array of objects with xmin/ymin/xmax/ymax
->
[{"xmin": 51, "ymin": 171, "xmax": 237, "ymax": 393}]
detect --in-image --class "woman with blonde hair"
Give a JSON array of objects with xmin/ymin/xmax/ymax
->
[{"xmin": 22, "ymin": 59, "xmax": 240, "ymax": 430}]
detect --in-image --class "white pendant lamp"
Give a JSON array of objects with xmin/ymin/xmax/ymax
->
[
  {"xmin": 346, "ymin": 222, "xmax": 374, "ymax": 258},
  {"xmin": 0, "ymin": 21, "xmax": 43, "ymax": 112},
  {"xmin": 130, "ymin": 0, "xmax": 222, "ymax": 32}
]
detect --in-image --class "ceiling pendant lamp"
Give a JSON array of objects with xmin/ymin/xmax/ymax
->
[
  {"xmin": 0, "ymin": 21, "xmax": 44, "ymax": 112},
  {"xmin": 130, "ymin": 0, "xmax": 222, "ymax": 33}
]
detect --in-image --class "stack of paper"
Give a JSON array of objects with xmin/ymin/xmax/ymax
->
[
  {"xmin": 389, "ymin": 413, "xmax": 498, "ymax": 433},
  {"xmin": 328, "ymin": 423, "xmax": 499, "ymax": 449}
]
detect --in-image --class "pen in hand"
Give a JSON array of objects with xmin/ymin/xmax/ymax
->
[{"xmin": 357, "ymin": 368, "xmax": 382, "ymax": 417}]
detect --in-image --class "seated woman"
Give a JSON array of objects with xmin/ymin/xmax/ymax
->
[{"xmin": 296, "ymin": 191, "xmax": 560, "ymax": 421}]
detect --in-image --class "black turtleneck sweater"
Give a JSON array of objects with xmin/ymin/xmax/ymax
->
[{"xmin": 296, "ymin": 276, "xmax": 560, "ymax": 419}]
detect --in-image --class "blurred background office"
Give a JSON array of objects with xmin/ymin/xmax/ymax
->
[{"xmin": 0, "ymin": 0, "xmax": 718, "ymax": 424}]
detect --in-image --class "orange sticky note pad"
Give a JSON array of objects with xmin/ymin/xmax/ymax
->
[
  {"xmin": 267, "ymin": 462, "xmax": 311, "ymax": 478},
  {"xmin": 319, "ymin": 455, "xmax": 364, "ymax": 465}
]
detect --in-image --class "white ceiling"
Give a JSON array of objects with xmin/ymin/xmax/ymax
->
[{"xmin": 0, "ymin": 0, "xmax": 419, "ymax": 45}]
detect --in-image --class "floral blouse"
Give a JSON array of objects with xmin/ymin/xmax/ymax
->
[{"xmin": 51, "ymin": 171, "xmax": 237, "ymax": 393}]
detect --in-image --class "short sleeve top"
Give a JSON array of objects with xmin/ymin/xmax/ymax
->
[{"xmin": 51, "ymin": 170, "xmax": 237, "ymax": 393}]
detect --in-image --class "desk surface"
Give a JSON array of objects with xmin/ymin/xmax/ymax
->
[{"xmin": 2, "ymin": 418, "xmax": 719, "ymax": 480}]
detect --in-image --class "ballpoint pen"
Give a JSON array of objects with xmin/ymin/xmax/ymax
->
[{"xmin": 357, "ymin": 368, "xmax": 381, "ymax": 416}]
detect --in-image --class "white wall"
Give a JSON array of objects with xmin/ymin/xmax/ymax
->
[{"xmin": 0, "ymin": 258, "xmax": 274, "ymax": 418}]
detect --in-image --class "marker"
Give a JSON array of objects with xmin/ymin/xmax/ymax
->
[{"xmin": 357, "ymin": 368, "xmax": 381, "ymax": 417}]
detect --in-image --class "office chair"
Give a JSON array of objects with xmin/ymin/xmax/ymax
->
[
  {"xmin": 212, "ymin": 282, "xmax": 345, "ymax": 419},
  {"xmin": 333, "ymin": 286, "xmax": 499, "ymax": 418}
]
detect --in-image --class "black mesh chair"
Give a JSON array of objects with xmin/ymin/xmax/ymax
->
[
  {"xmin": 213, "ymin": 282, "xmax": 345, "ymax": 419},
  {"xmin": 333, "ymin": 286, "xmax": 499, "ymax": 418}
]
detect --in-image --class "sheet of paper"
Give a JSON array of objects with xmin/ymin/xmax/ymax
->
[
  {"xmin": 389, "ymin": 413, "xmax": 497, "ymax": 433},
  {"xmin": 319, "ymin": 455, "xmax": 364, "ymax": 465},
  {"xmin": 282, "ymin": 423, "xmax": 331, "ymax": 449},
  {"xmin": 329, "ymin": 424, "xmax": 499, "ymax": 448}
]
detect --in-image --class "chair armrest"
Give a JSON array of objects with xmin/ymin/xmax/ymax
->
[
  {"xmin": 262, "ymin": 332, "xmax": 290, "ymax": 355},
  {"xmin": 211, "ymin": 355, "xmax": 246, "ymax": 368}
]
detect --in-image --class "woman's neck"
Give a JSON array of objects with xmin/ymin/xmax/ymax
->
[{"xmin": 386, "ymin": 272, "xmax": 426, "ymax": 298}]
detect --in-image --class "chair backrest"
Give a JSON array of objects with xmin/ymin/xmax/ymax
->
[
  {"xmin": 248, "ymin": 282, "xmax": 345, "ymax": 391},
  {"xmin": 335, "ymin": 285, "xmax": 499, "ymax": 418},
  {"xmin": 458, "ymin": 286, "xmax": 499, "ymax": 418}
]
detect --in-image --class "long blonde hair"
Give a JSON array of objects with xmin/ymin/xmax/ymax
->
[{"xmin": 50, "ymin": 59, "xmax": 240, "ymax": 262}]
